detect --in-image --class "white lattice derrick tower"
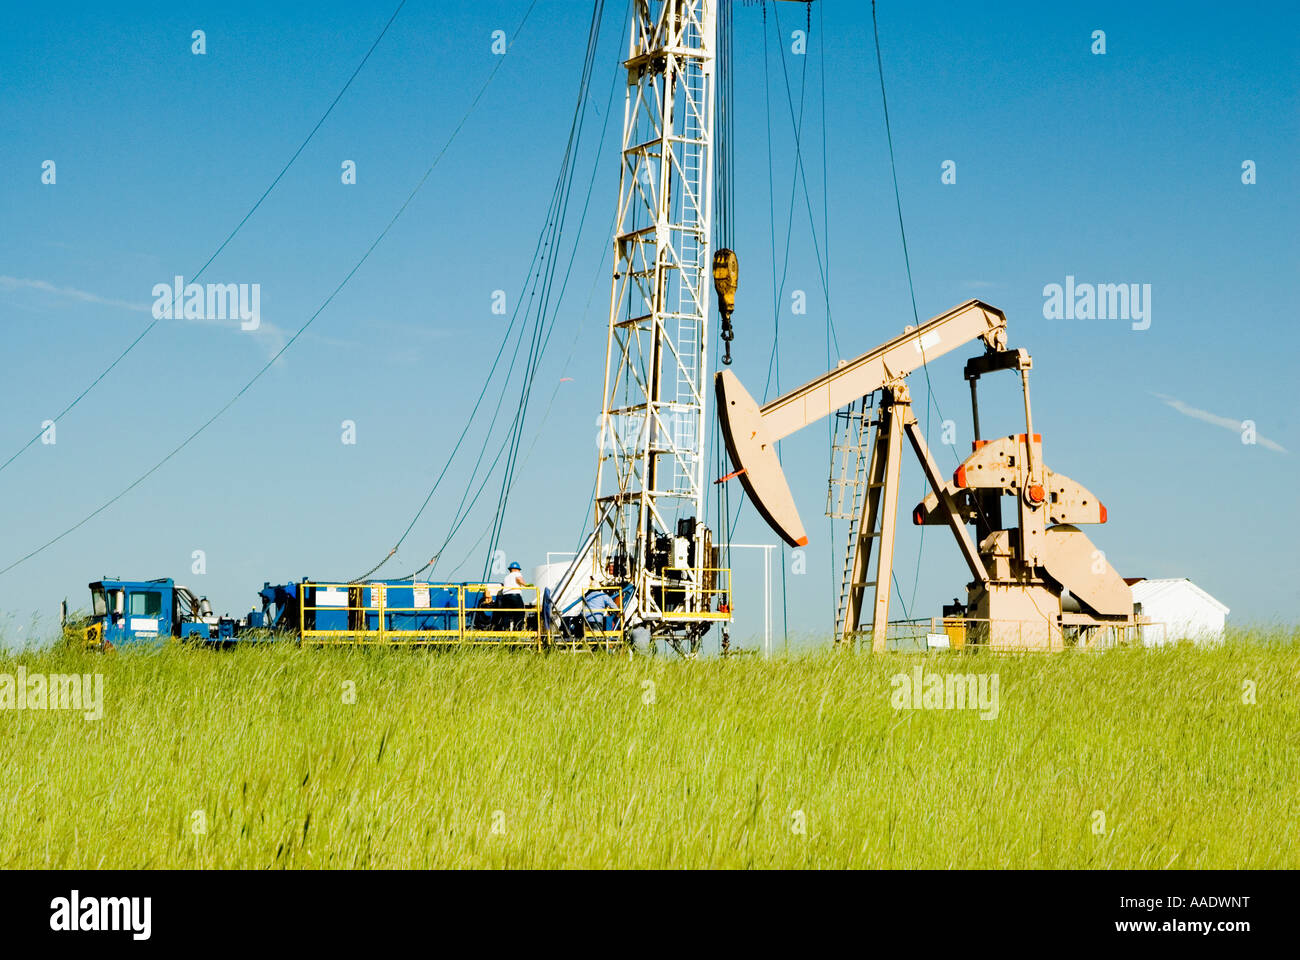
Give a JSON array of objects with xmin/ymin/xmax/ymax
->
[{"xmin": 593, "ymin": 0, "xmax": 718, "ymax": 641}]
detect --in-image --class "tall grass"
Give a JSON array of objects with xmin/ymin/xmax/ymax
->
[{"xmin": 0, "ymin": 633, "xmax": 1296, "ymax": 868}]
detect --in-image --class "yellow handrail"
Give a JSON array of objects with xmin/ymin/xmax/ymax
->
[
  {"xmin": 295, "ymin": 581, "xmax": 629, "ymax": 649},
  {"xmin": 655, "ymin": 567, "xmax": 732, "ymax": 621}
]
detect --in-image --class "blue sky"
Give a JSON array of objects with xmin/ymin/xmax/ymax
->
[{"xmin": 1, "ymin": 0, "xmax": 1296, "ymax": 649}]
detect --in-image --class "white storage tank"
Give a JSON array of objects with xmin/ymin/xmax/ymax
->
[{"xmin": 531, "ymin": 561, "xmax": 588, "ymax": 613}]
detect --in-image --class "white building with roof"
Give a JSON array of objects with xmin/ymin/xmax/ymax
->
[{"xmin": 1127, "ymin": 578, "xmax": 1229, "ymax": 646}]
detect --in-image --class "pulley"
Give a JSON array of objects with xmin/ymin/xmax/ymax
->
[{"xmin": 712, "ymin": 248, "xmax": 739, "ymax": 365}]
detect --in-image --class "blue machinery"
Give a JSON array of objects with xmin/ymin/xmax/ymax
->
[
  {"xmin": 84, "ymin": 578, "xmax": 236, "ymax": 649},
  {"xmin": 81, "ymin": 575, "xmax": 731, "ymax": 651},
  {"xmin": 295, "ymin": 581, "xmax": 631, "ymax": 649}
]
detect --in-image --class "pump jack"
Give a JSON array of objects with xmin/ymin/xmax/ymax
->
[{"xmin": 716, "ymin": 300, "xmax": 1136, "ymax": 651}]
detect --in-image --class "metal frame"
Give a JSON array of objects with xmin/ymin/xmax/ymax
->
[
  {"xmin": 716, "ymin": 299, "xmax": 1137, "ymax": 654},
  {"xmin": 876, "ymin": 616, "xmax": 1164, "ymax": 652},
  {"xmin": 727, "ymin": 542, "xmax": 776, "ymax": 656},
  {"xmin": 654, "ymin": 566, "xmax": 731, "ymax": 620},
  {"xmin": 594, "ymin": 0, "xmax": 716, "ymax": 625},
  {"xmin": 296, "ymin": 581, "xmax": 628, "ymax": 651},
  {"xmin": 838, "ymin": 386, "xmax": 987, "ymax": 651}
]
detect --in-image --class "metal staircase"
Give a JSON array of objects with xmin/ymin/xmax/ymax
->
[{"xmin": 827, "ymin": 395, "xmax": 878, "ymax": 639}]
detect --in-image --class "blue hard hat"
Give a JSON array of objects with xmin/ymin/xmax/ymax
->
[{"xmin": 508, "ymin": 562, "xmax": 521, "ymax": 570}]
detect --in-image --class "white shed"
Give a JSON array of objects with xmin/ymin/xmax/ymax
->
[{"xmin": 1128, "ymin": 578, "xmax": 1229, "ymax": 646}]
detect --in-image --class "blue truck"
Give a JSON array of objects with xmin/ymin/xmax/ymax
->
[{"xmin": 82, "ymin": 577, "xmax": 242, "ymax": 650}]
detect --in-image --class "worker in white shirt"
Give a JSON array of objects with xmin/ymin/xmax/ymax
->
[{"xmin": 498, "ymin": 561, "xmax": 529, "ymax": 630}]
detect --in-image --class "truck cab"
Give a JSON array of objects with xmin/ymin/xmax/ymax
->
[
  {"xmin": 85, "ymin": 578, "xmax": 172, "ymax": 649},
  {"xmin": 84, "ymin": 578, "xmax": 230, "ymax": 649}
]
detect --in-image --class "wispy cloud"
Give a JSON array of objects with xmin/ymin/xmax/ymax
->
[
  {"xmin": 0, "ymin": 275, "xmax": 349, "ymax": 358},
  {"xmin": 0, "ymin": 275, "xmax": 149, "ymax": 313},
  {"xmin": 1152, "ymin": 392, "xmax": 1287, "ymax": 453}
]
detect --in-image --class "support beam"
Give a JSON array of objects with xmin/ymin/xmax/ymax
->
[
  {"xmin": 869, "ymin": 393, "xmax": 906, "ymax": 653},
  {"xmin": 902, "ymin": 414, "xmax": 988, "ymax": 585}
]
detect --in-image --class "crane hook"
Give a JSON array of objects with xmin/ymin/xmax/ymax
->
[{"xmin": 712, "ymin": 248, "xmax": 739, "ymax": 366}]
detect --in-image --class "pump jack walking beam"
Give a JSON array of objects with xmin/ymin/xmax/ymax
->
[
  {"xmin": 718, "ymin": 300, "xmax": 1007, "ymax": 648},
  {"xmin": 716, "ymin": 299, "xmax": 1008, "ymax": 549}
]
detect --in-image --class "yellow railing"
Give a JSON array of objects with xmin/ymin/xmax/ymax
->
[
  {"xmin": 296, "ymin": 581, "xmax": 628, "ymax": 650},
  {"xmin": 298, "ymin": 582, "xmax": 538, "ymax": 647},
  {"xmin": 655, "ymin": 567, "xmax": 732, "ymax": 621},
  {"xmin": 552, "ymin": 587, "xmax": 627, "ymax": 651},
  {"xmin": 935, "ymin": 617, "xmax": 1159, "ymax": 651},
  {"xmin": 845, "ymin": 617, "xmax": 1163, "ymax": 652}
]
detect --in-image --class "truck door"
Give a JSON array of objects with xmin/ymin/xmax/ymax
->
[
  {"xmin": 125, "ymin": 587, "xmax": 167, "ymax": 642},
  {"xmin": 105, "ymin": 587, "xmax": 126, "ymax": 644}
]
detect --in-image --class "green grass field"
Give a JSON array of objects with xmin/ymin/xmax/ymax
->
[{"xmin": 1, "ymin": 634, "xmax": 1296, "ymax": 868}]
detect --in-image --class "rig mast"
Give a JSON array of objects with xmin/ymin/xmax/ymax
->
[{"xmin": 593, "ymin": 0, "xmax": 719, "ymax": 645}]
